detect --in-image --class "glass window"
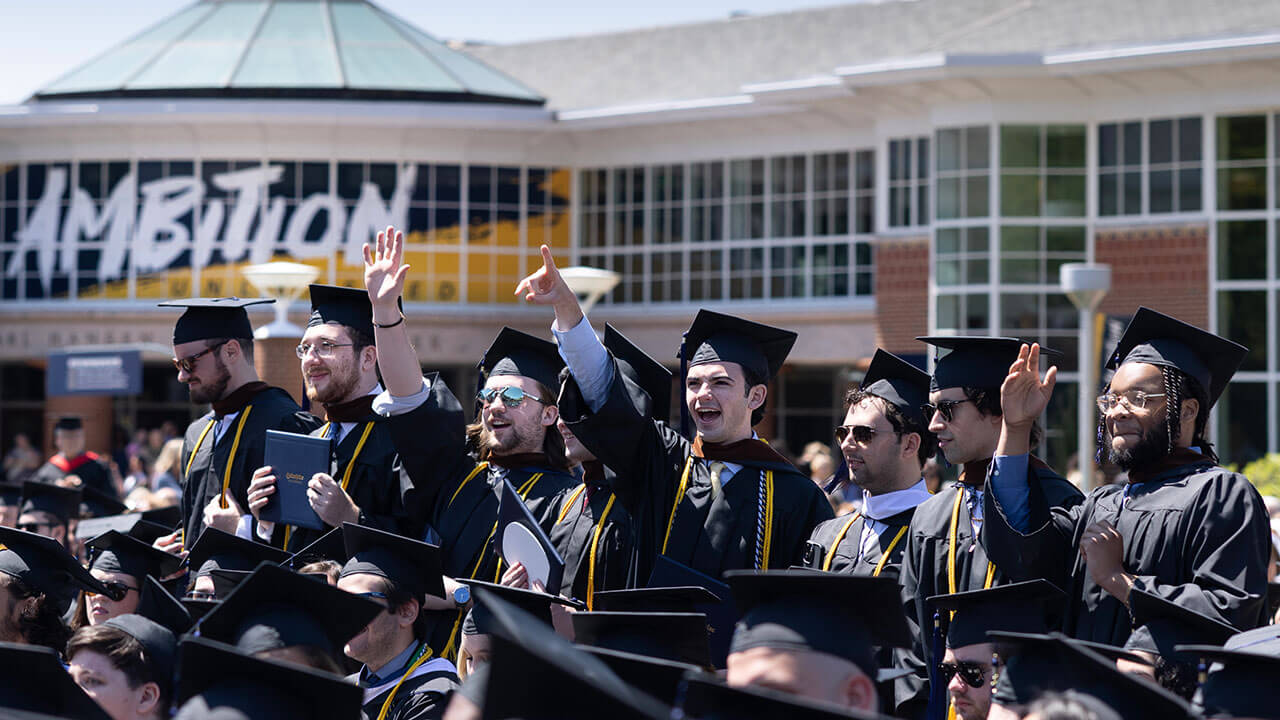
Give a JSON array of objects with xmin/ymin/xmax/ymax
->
[
  {"xmin": 936, "ymin": 126, "xmax": 990, "ymax": 220},
  {"xmin": 1000, "ymin": 124, "xmax": 1086, "ymax": 218},
  {"xmin": 1217, "ymin": 220, "xmax": 1266, "ymax": 281},
  {"xmin": 1098, "ymin": 121, "xmax": 1142, "ymax": 216},
  {"xmin": 935, "ymin": 292, "xmax": 990, "ymax": 333},
  {"xmin": 889, "ymin": 137, "xmax": 929, "ymax": 227},
  {"xmin": 1219, "ymin": 290, "xmax": 1267, "ymax": 372},
  {"xmin": 1218, "ymin": 115, "xmax": 1268, "ymax": 211},
  {"xmin": 1220, "ymin": 382, "xmax": 1268, "ymax": 467}
]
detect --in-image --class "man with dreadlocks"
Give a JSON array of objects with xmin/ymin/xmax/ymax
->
[{"xmin": 983, "ymin": 307, "xmax": 1271, "ymax": 647}]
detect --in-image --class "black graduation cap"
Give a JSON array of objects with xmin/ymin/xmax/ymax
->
[
  {"xmin": 1177, "ymin": 625, "xmax": 1280, "ymax": 719},
  {"xmin": 572, "ymin": 611, "xmax": 712, "ymax": 668},
  {"xmin": 208, "ymin": 568, "xmax": 251, "ymax": 599},
  {"xmin": 0, "ymin": 526, "xmax": 111, "ymax": 598},
  {"xmin": 181, "ymin": 597, "xmax": 220, "ymax": 623},
  {"xmin": 339, "ymin": 522, "xmax": 445, "ymax": 603},
  {"xmin": 462, "ymin": 578, "xmax": 582, "ymax": 636},
  {"xmin": 53, "ymin": 416, "xmax": 83, "ymax": 432},
  {"xmin": 287, "ymin": 526, "xmax": 347, "ymax": 569},
  {"xmin": 917, "ymin": 336, "xmax": 1061, "ymax": 391},
  {"xmin": 860, "ymin": 349, "xmax": 933, "ymax": 428},
  {"xmin": 0, "ymin": 479, "xmax": 22, "ymax": 505},
  {"xmin": 495, "ymin": 478, "xmax": 564, "ymax": 596},
  {"xmin": 102, "ymin": 614, "xmax": 178, "ymax": 686},
  {"xmin": 989, "ymin": 632, "xmax": 1195, "ymax": 718},
  {"xmin": 183, "ymin": 528, "xmax": 291, "ymax": 577},
  {"xmin": 196, "ymin": 562, "xmax": 382, "ymax": 662},
  {"xmin": 87, "ymin": 529, "xmax": 183, "ymax": 581},
  {"xmin": 75, "ymin": 513, "xmax": 173, "ymax": 544},
  {"xmin": 681, "ymin": 310, "xmax": 797, "ymax": 384},
  {"xmin": 579, "ymin": 645, "xmax": 705, "ymax": 706},
  {"xmin": 677, "ymin": 673, "xmax": 888, "ymax": 720},
  {"xmin": 174, "ymin": 636, "xmax": 363, "ymax": 720},
  {"xmin": 140, "ymin": 505, "xmax": 183, "ymax": 530},
  {"xmin": 927, "ymin": 579, "xmax": 1065, "ymax": 649},
  {"xmin": 308, "ymin": 283, "xmax": 375, "ymax": 340},
  {"xmin": 1124, "ymin": 589, "xmax": 1238, "ymax": 659},
  {"xmin": 648, "ymin": 555, "xmax": 737, "ymax": 668},
  {"xmin": 1107, "ymin": 306, "xmax": 1248, "ymax": 407},
  {"xmin": 478, "ymin": 327, "xmax": 565, "ymax": 392},
  {"xmin": 19, "ymin": 481, "xmax": 81, "ymax": 524},
  {"xmin": 592, "ymin": 586, "xmax": 722, "ymax": 614},
  {"xmin": 79, "ymin": 485, "xmax": 127, "ymax": 519},
  {"xmin": 724, "ymin": 570, "xmax": 911, "ymax": 681},
  {"xmin": 472, "ymin": 586, "xmax": 669, "ymax": 720},
  {"xmin": 0, "ymin": 641, "xmax": 112, "ymax": 720},
  {"xmin": 136, "ymin": 575, "xmax": 195, "ymax": 634},
  {"xmin": 159, "ymin": 297, "xmax": 274, "ymax": 345},
  {"xmin": 604, "ymin": 323, "xmax": 673, "ymax": 422}
]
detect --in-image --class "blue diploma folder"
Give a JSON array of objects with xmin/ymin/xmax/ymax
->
[{"xmin": 261, "ymin": 429, "xmax": 329, "ymax": 531}]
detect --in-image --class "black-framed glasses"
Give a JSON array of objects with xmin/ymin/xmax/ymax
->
[
  {"xmin": 296, "ymin": 341, "xmax": 356, "ymax": 359},
  {"xmin": 922, "ymin": 398, "xmax": 975, "ymax": 423},
  {"xmin": 938, "ymin": 660, "xmax": 990, "ymax": 689},
  {"xmin": 16, "ymin": 521, "xmax": 55, "ymax": 533},
  {"xmin": 1096, "ymin": 390, "xmax": 1166, "ymax": 413},
  {"xmin": 835, "ymin": 424, "xmax": 878, "ymax": 446},
  {"xmin": 87, "ymin": 581, "xmax": 139, "ymax": 602},
  {"xmin": 172, "ymin": 340, "xmax": 228, "ymax": 373},
  {"xmin": 477, "ymin": 386, "xmax": 548, "ymax": 410}
]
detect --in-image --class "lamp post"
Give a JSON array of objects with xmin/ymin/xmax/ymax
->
[
  {"xmin": 1059, "ymin": 263, "xmax": 1111, "ymax": 491},
  {"xmin": 240, "ymin": 261, "xmax": 321, "ymax": 339},
  {"xmin": 560, "ymin": 266, "xmax": 621, "ymax": 316}
]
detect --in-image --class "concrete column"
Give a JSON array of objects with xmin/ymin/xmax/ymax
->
[
  {"xmin": 44, "ymin": 394, "xmax": 113, "ymax": 457},
  {"xmin": 254, "ymin": 337, "xmax": 307, "ymax": 410}
]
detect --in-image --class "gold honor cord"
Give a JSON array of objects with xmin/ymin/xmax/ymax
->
[
  {"xmin": 183, "ymin": 407, "xmax": 255, "ymax": 510},
  {"xmin": 375, "ymin": 643, "xmax": 434, "ymax": 720},
  {"xmin": 585, "ymin": 494, "xmax": 616, "ymax": 610},
  {"xmin": 183, "ymin": 420, "xmax": 216, "ymax": 479},
  {"xmin": 661, "ymin": 457, "xmax": 775, "ymax": 570},
  {"xmin": 820, "ymin": 511, "xmax": 907, "ymax": 577},
  {"xmin": 946, "ymin": 486, "xmax": 996, "ymax": 620},
  {"xmin": 823, "ymin": 512, "xmax": 862, "ymax": 572},
  {"xmin": 284, "ymin": 421, "xmax": 375, "ymax": 551}
]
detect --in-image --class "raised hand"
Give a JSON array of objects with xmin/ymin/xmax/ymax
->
[
  {"xmin": 1000, "ymin": 343, "xmax": 1057, "ymax": 429},
  {"xmin": 515, "ymin": 245, "xmax": 583, "ymax": 330},
  {"xmin": 363, "ymin": 225, "xmax": 409, "ymax": 322},
  {"xmin": 1080, "ymin": 520, "xmax": 1133, "ymax": 604}
]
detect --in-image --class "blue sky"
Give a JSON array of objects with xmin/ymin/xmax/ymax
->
[{"xmin": 0, "ymin": 0, "xmax": 825, "ymax": 104}]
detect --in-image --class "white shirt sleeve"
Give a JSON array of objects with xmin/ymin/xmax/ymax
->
[
  {"xmin": 551, "ymin": 316, "xmax": 615, "ymax": 414},
  {"xmin": 372, "ymin": 377, "xmax": 432, "ymax": 417}
]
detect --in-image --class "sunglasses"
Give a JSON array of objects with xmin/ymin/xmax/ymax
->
[
  {"xmin": 938, "ymin": 660, "xmax": 990, "ymax": 689},
  {"xmin": 922, "ymin": 398, "xmax": 975, "ymax": 423},
  {"xmin": 15, "ymin": 521, "xmax": 56, "ymax": 533},
  {"xmin": 477, "ymin": 386, "xmax": 549, "ymax": 410},
  {"xmin": 87, "ymin": 581, "xmax": 138, "ymax": 603},
  {"xmin": 834, "ymin": 424, "xmax": 878, "ymax": 445},
  {"xmin": 172, "ymin": 340, "xmax": 228, "ymax": 373}
]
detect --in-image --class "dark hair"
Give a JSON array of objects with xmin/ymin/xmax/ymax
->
[
  {"xmin": 346, "ymin": 326, "xmax": 375, "ymax": 353},
  {"xmin": 466, "ymin": 380, "xmax": 569, "ymax": 472},
  {"xmin": 298, "ymin": 560, "xmax": 342, "ymax": 585},
  {"xmin": 963, "ymin": 386, "xmax": 1042, "ymax": 449},
  {"xmin": 1025, "ymin": 692, "xmax": 1117, "ymax": 720},
  {"xmin": 216, "ymin": 336, "xmax": 254, "ymax": 363},
  {"xmin": 844, "ymin": 388, "xmax": 937, "ymax": 465},
  {"xmin": 742, "ymin": 367, "xmax": 769, "ymax": 427},
  {"xmin": 1, "ymin": 574, "xmax": 71, "ymax": 653},
  {"xmin": 372, "ymin": 575, "xmax": 429, "ymax": 642},
  {"xmin": 67, "ymin": 623, "xmax": 170, "ymax": 709}
]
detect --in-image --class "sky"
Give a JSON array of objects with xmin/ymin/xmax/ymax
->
[{"xmin": 0, "ymin": 0, "xmax": 829, "ymax": 105}]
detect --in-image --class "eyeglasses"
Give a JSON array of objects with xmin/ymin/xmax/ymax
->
[
  {"xmin": 15, "ymin": 521, "xmax": 55, "ymax": 533},
  {"xmin": 172, "ymin": 341, "xmax": 228, "ymax": 373},
  {"xmin": 938, "ymin": 660, "xmax": 990, "ymax": 689},
  {"xmin": 184, "ymin": 590, "xmax": 216, "ymax": 601},
  {"xmin": 477, "ymin": 386, "xmax": 548, "ymax": 410},
  {"xmin": 296, "ymin": 341, "xmax": 356, "ymax": 359},
  {"xmin": 1096, "ymin": 389, "xmax": 1166, "ymax": 413},
  {"xmin": 922, "ymin": 398, "xmax": 975, "ymax": 423},
  {"xmin": 87, "ymin": 581, "xmax": 138, "ymax": 603},
  {"xmin": 835, "ymin": 425, "xmax": 878, "ymax": 446}
]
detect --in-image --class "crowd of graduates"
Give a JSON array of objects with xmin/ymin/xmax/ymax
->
[{"xmin": 0, "ymin": 224, "xmax": 1276, "ymax": 720}]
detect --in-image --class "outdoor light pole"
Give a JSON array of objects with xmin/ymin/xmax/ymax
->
[
  {"xmin": 1060, "ymin": 263, "xmax": 1111, "ymax": 491},
  {"xmin": 241, "ymin": 261, "xmax": 321, "ymax": 407},
  {"xmin": 560, "ymin": 266, "xmax": 621, "ymax": 316}
]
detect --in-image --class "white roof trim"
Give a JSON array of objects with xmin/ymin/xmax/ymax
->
[
  {"xmin": 557, "ymin": 94, "xmax": 754, "ymax": 121},
  {"xmin": 1044, "ymin": 32, "xmax": 1280, "ymax": 65}
]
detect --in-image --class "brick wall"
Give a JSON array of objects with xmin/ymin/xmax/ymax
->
[
  {"xmin": 1094, "ymin": 223, "xmax": 1209, "ymax": 326},
  {"xmin": 874, "ymin": 235, "xmax": 930, "ymax": 355}
]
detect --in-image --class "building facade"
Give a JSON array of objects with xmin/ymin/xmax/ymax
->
[{"xmin": 3, "ymin": 0, "xmax": 1280, "ymax": 470}]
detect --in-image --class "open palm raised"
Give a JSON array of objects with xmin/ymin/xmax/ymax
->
[
  {"xmin": 1000, "ymin": 342, "xmax": 1058, "ymax": 428},
  {"xmin": 362, "ymin": 225, "xmax": 409, "ymax": 313}
]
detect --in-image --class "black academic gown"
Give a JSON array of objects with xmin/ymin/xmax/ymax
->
[
  {"xmin": 896, "ymin": 460, "xmax": 1081, "ymax": 719},
  {"xmin": 388, "ymin": 373, "xmax": 579, "ymax": 658},
  {"xmin": 984, "ymin": 453, "xmax": 1271, "ymax": 646},
  {"xmin": 179, "ymin": 385, "xmax": 320, "ymax": 544},
  {"xmin": 546, "ymin": 461, "xmax": 634, "ymax": 605},
  {"xmin": 32, "ymin": 455, "xmax": 115, "ymax": 499},
  {"xmin": 558, "ymin": 358, "xmax": 834, "ymax": 583},
  {"xmin": 268, "ymin": 411, "xmax": 418, "ymax": 552},
  {"xmin": 350, "ymin": 647, "xmax": 459, "ymax": 720}
]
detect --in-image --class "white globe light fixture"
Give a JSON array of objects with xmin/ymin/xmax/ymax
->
[
  {"xmin": 241, "ymin": 261, "xmax": 321, "ymax": 339},
  {"xmin": 560, "ymin": 266, "xmax": 621, "ymax": 315},
  {"xmin": 1060, "ymin": 263, "xmax": 1112, "ymax": 491}
]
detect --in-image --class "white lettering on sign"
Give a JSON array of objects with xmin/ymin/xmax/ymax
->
[
  {"xmin": 6, "ymin": 163, "xmax": 415, "ymax": 292},
  {"xmin": 67, "ymin": 356, "xmax": 128, "ymax": 392}
]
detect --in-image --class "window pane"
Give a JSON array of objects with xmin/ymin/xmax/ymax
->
[
  {"xmin": 1098, "ymin": 124, "xmax": 1118, "ymax": 167},
  {"xmin": 1218, "ymin": 290, "xmax": 1267, "ymax": 371},
  {"xmin": 1179, "ymin": 168, "xmax": 1202, "ymax": 212},
  {"xmin": 1001, "ymin": 225, "xmax": 1038, "ymax": 252},
  {"xmin": 1099, "ymin": 173, "xmax": 1118, "ymax": 216},
  {"xmin": 1122, "ymin": 122, "xmax": 1142, "ymax": 166},
  {"xmin": 966, "ymin": 127, "xmax": 990, "ymax": 170},
  {"xmin": 1001, "ymin": 174, "xmax": 1040, "ymax": 216},
  {"xmin": 1045, "ymin": 175, "xmax": 1085, "ymax": 217},
  {"xmin": 918, "ymin": 138, "xmax": 930, "ymax": 178},
  {"xmin": 1002, "ymin": 258, "xmax": 1040, "ymax": 284},
  {"xmin": 967, "ymin": 227, "xmax": 989, "ymax": 253},
  {"xmin": 937, "ymin": 129, "xmax": 961, "ymax": 172},
  {"xmin": 1046, "ymin": 226, "xmax": 1085, "ymax": 253},
  {"xmin": 965, "ymin": 176, "xmax": 989, "ymax": 218},
  {"xmin": 1123, "ymin": 171, "xmax": 1142, "ymax": 215},
  {"xmin": 1001, "ymin": 125, "xmax": 1041, "ymax": 168},
  {"xmin": 1219, "ymin": 115, "xmax": 1267, "ymax": 161},
  {"xmin": 1219, "ymin": 167, "xmax": 1267, "ymax": 210},
  {"xmin": 966, "ymin": 293, "xmax": 990, "ymax": 331},
  {"xmin": 1149, "ymin": 120, "xmax": 1173, "ymax": 164},
  {"xmin": 937, "ymin": 259, "xmax": 961, "ymax": 286},
  {"xmin": 1046, "ymin": 125, "xmax": 1085, "ymax": 168},
  {"xmin": 1220, "ymin": 382, "xmax": 1267, "ymax": 467},
  {"xmin": 1217, "ymin": 220, "xmax": 1266, "ymax": 280},
  {"xmin": 937, "ymin": 178, "xmax": 960, "ymax": 220},
  {"xmin": 936, "ymin": 228, "xmax": 960, "ymax": 254},
  {"xmin": 1179, "ymin": 117, "xmax": 1202, "ymax": 162},
  {"xmin": 1150, "ymin": 170, "xmax": 1173, "ymax": 213},
  {"xmin": 966, "ymin": 258, "xmax": 989, "ymax": 284},
  {"xmin": 1002, "ymin": 293, "xmax": 1040, "ymax": 331}
]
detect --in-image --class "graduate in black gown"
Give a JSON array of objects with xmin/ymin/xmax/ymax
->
[
  {"xmin": 899, "ymin": 336, "xmax": 1082, "ymax": 719},
  {"xmin": 246, "ymin": 284, "xmax": 419, "ymax": 552},
  {"xmin": 984, "ymin": 307, "xmax": 1271, "ymax": 646},
  {"xmin": 16, "ymin": 480, "xmax": 81, "ymax": 549},
  {"xmin": 31, "ymin": 416, "xmax": 116, "ymax": 501},
  {"xmin": 518, "ymin": 247, "xmax": 833, "ymax": 582},
  {"xmin": 360, "ymin": 226, "xmax": 578, "ymax": 661},
  {"xmin": 159, "ymin": 297, "xmax": 320, "ymax": 546},
  {"xmin": 548, "ymin": 324, "xmax": 653, "ymax": 605}
]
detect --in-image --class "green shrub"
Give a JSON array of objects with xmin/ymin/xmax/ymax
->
[{"xmin": 1231, "ymin": 454, "xmax": 1280, "ymax": 499}]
